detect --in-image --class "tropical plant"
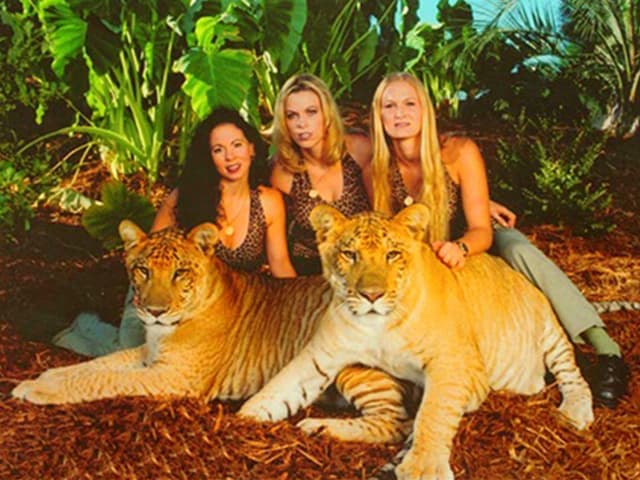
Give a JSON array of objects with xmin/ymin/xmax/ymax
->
[
  {"xmin": 295, "ymin": 0, "xmax": 393, "ymax": 103},
  {"xmin": 175, "ymin": 0, "xmax": 307, "ymax": 124},
  {"xmin": 0, "ymin": 148, "xmax": 73, "ymax": 243},
  {"xmin": 82, "ymin": 180, "xmax": 155, "ymax": 249},
  {"xmin": 26, "ymin": 0, "xmax": 308, "ymax": 187},
  {"xmin": 492, "ymin": 112, "xmax": 613, "ymax": 235},
  {"xmin": 28, "ymin": 0, "xmax": 201, "ymax": 184},
  {"xmin": 399, "ymin": 0, "xmax": 477, "ymax": 118},
  {"xmin": 0, "ymin": 1, "xmax": 69, "ymax": 144},
  {"xmin": 0, "ymin": 1, "xmax": 77, "ymax": 241},
  {"xmin": 467, "ymin": 0, "xmax": 639, "ymax": 139},
  {"xmin": 562, "ymin": 0, "xmax": 639, "ymax": 138}
]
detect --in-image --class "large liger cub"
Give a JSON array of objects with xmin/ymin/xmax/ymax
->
[
  {"xmin": 12, "ymin": 220, "xmax": 414, "ymax": 444},
  {"xmin": 239, "ymin": 204, "xmax": 594, "ymax": 480}
]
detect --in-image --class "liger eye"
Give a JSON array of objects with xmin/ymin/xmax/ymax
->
[
  {"xmin": 386, "ymin": 250, "xmax": 401, "ymax": 262},
  {"xmin": 172, "ymin": 268, "xmax": 189, "ymax": 281},
  {"xmin": 133, "ymin": 266, "xmax": 149, "ymax": 279},
  {"xmin": 340, "ymin": 250, "xmax": 357, "ymax": 262}
]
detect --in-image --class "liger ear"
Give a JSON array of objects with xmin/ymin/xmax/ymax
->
[
  {"xmin": 310, "ymin": 204, "xmax": 346, "ymax": 244},
  {"xmin": 188, "ymin": 222, "xmax": 219, "ymax": 256},
  {"xmin": 119, "ymin": 220, "xmax": 147, "ymax": 250},
  {"xmin": 393, "ymin": 204, "xmax": 429, "ymax": 240}
]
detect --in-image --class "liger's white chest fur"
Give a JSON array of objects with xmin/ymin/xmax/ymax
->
[{"xmin": 320, "ymin": 305, "xmax": 425, "ymax": 386}]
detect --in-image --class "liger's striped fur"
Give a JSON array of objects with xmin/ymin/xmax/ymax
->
[
  {"xmin": 239, "ymin": 204, "xmax": 593, "ymax": 480},
  {"xmin": 12, "ymin": 220, "xmax": 413, "ymax": 443}
]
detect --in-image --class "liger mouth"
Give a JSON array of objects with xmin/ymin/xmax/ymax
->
[{"xmin": 144, "ymin": 318, "xmax": 180, "ymax": 327}]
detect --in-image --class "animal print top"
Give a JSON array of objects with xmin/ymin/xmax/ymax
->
[
  {"xmin": 214, "ymin": 189, "xmax": 266, "ymax": 272},
  {"xmin": 389, "ymin": 161, "xmax": 466, "ymax": 239},
  {"xmin": 288, "ymin": 155, "xmax": 370, "ymax": 274}
]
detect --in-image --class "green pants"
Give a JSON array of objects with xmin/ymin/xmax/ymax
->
[
  {"xmin": 490, "ymin": 226, "xmax": 604, "ymax": 342},
  {"xmin": 52, "ymin": 287, "xmax": 145, "ymax": 357}
]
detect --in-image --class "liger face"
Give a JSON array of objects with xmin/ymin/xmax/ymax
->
[
  {"xmin": 380, "ymin": 80, "xmax": 423, "ymax": 140},
  {"xmin": 285, "ymin": 90, "xmax": 326, "ymax": 156},
  {"xmin": 209, "ymin": 123, "xmax": 255, "ymax": 182}
]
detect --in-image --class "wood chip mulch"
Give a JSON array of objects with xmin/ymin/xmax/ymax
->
[{"xmin": 0, "ymin": 220, "xmax": 639, "ymax": 480}]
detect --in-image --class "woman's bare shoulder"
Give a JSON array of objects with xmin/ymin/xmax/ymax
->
[{"xmin": 441, "ymin": 135, "xmax": 481, "ymax": 164}]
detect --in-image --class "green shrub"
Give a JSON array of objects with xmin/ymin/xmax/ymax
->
[
  {"xmin": 0, "ymin": 160, "xmax": 36, "ymax": 238},
  {"xmin": 0, "ymin": 148, "xmax": 68, "ymax": 242},
  {"xmin": 492, "ymin": 113, "xmax": 613, "ymax": 235},
  {"xmin": 0, "ymin": 2, "xmax": 68, "ymax": 143}
]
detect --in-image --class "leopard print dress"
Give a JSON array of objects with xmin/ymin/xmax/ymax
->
[
  {"xmin": 389, "ymin": 161, "xmax": 466, "ymax": 239},
  {"xmin": 288, "ymin": 155, "xmax": 370, "ymax": 275},
  {"xmin": 214, "ymin": 189, "xmax": 267, "ymax": 272}
]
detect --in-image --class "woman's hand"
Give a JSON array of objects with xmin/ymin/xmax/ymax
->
[
  {"xmin": 431, "ymin": 240, "xmax": 466, "ymax": 270},
  {"xmin": 489, "ymin": 200, "xmax": 516, "ymax": 228}
]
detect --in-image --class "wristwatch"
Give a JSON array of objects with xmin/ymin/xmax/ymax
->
[{"xmin": 455, "ymin": 241, "xmax": 469, "ymax": 257}]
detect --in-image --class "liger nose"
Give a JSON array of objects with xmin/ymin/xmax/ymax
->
[
  {"xmin": 359, "ymin": 287, "xmax": 384, "ymax": 303},
  {"xmin": 146, "ymin": 307, "xmax": 168, "ymax": 318}
]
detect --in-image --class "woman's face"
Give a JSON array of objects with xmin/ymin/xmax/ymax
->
[
  {"xmin": 209, "ymin": 123, "xmax": 255, "ymax": 182},
  {"xmin": 284, "ymin": 90, "xmax": 325, "ymax": 154},
  {"xmin": 380, "ymin": 80, "xmax": 423, "ymax": 140}
]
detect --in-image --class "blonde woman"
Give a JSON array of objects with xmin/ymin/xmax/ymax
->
[
  {"xmin": 270, "ymin": 73, "xmax": 371, "ymax": 275},
  {"xmin": 369, "ymin": 72, "xmax": 628, "ymax": 408}
]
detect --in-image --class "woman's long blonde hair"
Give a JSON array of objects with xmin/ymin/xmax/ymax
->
[
  {"xmin": 370, "ymin": 72, "xmax": 449, "ymax": 243},
  {"xmin": 272, "ymin": 73, "xmax": 345, "ymax": 173}
]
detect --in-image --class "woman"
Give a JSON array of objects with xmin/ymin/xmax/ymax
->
[
  {"xmin": 368, "ymin": 72, "xmax": 628, "ymax": 408},
  {"xmin": 152, "ymin": 108, "xmax": 296, "ymax": 277},
  {"xmin": 270, "ymin": 73, "xmax": 371, "ymax": 275},
  {"xmin": 54, "ymin": 108, "xmax": 296, "ymax": 356}
]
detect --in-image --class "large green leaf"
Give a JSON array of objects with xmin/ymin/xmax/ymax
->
[
  {"xmin": 262, "ymin": 0, "xmax": 307, "ymax": 72},
  {"xmin": 38, "ymin": 0, "xmax": 87, "ymax": 78},
  {"xmin": 176, "ymin": 47, "xmax": 254, "ymax": 118},
  {"xmin": 82, "ymin": 181, "xmax": 155, "ymax": 250}
]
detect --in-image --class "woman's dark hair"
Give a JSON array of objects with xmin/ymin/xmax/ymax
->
[{"xmin": 176, "ymin": 108, "xmax": 268, "ymax": 230}]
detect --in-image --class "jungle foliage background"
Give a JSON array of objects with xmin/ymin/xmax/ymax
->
[{"xmin": 0, "ymin": 0, "xmax": 638, "ymax": 246}]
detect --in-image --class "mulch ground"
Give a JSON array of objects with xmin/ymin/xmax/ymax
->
[{"xmin": 1, "ymin": 160, "xmax": 639, "ymax": 479}]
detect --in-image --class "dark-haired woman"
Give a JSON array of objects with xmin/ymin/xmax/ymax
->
[
  {"xmin": 152, "ymin": 108, "xmax": 295, "ymax": 277},
  {"xmin": 53, "ymin": 108, "xmax": 296, "ymax": 356}
]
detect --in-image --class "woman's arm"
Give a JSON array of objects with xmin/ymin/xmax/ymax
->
[
  {"xmin": 435, "ymin": 138, "xmax": 493, "ymax": 269},
  {"xmin": 489, "ymin": 200, "xmax": 517, "ymax": 228},
  {"xmin": 259, "ymin": 186, "xmax": 297, "ymax": 278},
  {"xmin": 150, "ymin": 189, "xmax": 179, "ymax": 232}
]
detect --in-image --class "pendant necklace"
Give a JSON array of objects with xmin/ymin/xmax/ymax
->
[
  {"xmin": 308, "ymin": 163, "xmax": 336, "ymax": 200},
  {"xmin": 220, "ymin": 199, "xmax": 246, "ymax": 237}
]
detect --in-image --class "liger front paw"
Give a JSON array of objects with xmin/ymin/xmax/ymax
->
[
  {"xmin": 559, "ymin": 392, "xmax": 594, "ymax": 430},
  {"xmin": 238, "ymin": 400, "xmax": 277, "ymax": 422},
  {"xmin": 395, "ymin": 448, "xmax": 453, "ymax": 480},
  {"xmin": 12, "ymin": 377, "xmax": 66, "ymax": 405},
  {"xmin": 297, "ymin": 418, "xmax": 329, "ymax": 435}
]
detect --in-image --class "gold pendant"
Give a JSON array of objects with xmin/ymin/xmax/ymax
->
[
  {"xmin": 224, "ymin": 225, "xmax": 234, "ymax": 236},
  {"xmin": 308, "ymin": 189, "xmax": 319, "ymax": 199},
  {"xmin": 403, "ymin": 196, "xmax": 414, "ymax": 206}
]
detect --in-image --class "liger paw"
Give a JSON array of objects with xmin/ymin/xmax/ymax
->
[
  {"xmin": 395, "ymin": 449, "xmax": 453, "ymax": 480},
  {"xmin": 12, "ymin": 378, "xmax": 65, "ymax": 405},
  {"xmin": 237, "ymin": 399, "xmax": 279, "ymax": 422},
  {"xmin": 559, "ymin": 393, "xmax": 594, "ymax": 430}
]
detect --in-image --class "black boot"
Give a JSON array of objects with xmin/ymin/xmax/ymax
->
[{"xmin": 586, "ymin": 355, "xmax": 629, "ymax": 409}]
